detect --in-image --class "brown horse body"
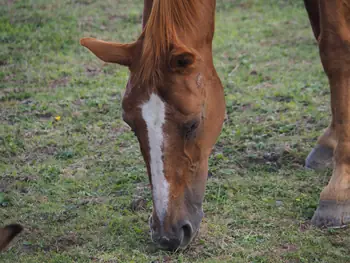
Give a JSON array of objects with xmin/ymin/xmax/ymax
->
[{"xmin": 81, "ymin": 0, "xmax": 350, "ymax": 250}]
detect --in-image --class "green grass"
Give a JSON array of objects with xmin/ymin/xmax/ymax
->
[{"xmin": 1, "ymin": 0, "xmax": 349, "ymax": 262}]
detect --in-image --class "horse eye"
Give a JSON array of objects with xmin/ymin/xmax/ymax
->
[
  {"xmin": 176, "ymin": 58, "xmax": 190, "ymax": 68},
  {"xmin": 183, "ymin": 119, "xmax": 200, "ymax": 140}
]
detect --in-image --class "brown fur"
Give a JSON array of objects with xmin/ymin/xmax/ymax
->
[
  {"xmin": 317, "ymin": 0, "xmax": 350, "ymax": 202},
  {"xmin": 137, "ymin": 0, "xmax": 201, "ymax": 84},
  {"xmin": 0, "ymin": 224, "xmax": 23, "ymax": 252}
]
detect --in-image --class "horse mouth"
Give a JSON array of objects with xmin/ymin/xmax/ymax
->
[{"xmin": 149, "ymin": 215, "xmax": 199, "ymax": 251}]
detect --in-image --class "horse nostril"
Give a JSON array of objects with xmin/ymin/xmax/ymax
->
[{"xmin": 180, "ymin": 222, "xmax": 193, "ymax": 248}]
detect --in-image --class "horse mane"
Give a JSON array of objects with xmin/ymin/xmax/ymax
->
[{"xmin": 135, "ymin": 0, "xmax": 201, "ymax": 85}]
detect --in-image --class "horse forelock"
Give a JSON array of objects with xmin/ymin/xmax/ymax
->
[{"xmin": 134, "ymin": 0, "xmax": 202, "ymax": 85}]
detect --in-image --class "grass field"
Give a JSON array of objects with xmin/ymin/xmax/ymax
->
[{"xmin": 1, "ymin": 0, "xmax": 350, "ymax": 262}]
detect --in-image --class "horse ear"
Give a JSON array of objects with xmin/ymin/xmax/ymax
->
[
  {"xmin": 80, "ymin": 38, "xmax": 136, "ymax": 67},
  {"xmin": 0, "ymin": 224, "xmax": 23, "ymax": 251},
  {"xmin": 169, "ymin": 46, "xmax": 197, "ymax": 73}
]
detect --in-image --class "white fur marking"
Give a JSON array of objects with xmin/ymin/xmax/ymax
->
[{"xmin": 141, "ymin": 93, "xmax": 169, "ymax": 223}]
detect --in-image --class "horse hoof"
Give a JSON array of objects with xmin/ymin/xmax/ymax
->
[
  {"xmin": 305, "ymin": 144, "xmax": 333, "ymax": 170},
  {"xmin": 311, "ymin": 200, "xmax": 350, "ymax": 228}
]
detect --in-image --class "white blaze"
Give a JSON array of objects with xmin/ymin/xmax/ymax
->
[{"xmin": 141, "ymin": 93, "xmax": 169, "ymax": 223}]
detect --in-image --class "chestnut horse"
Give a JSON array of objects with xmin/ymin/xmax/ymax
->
[{"xmin": 81, "ymin": 0, "xmax": 350, "ymax": 250}]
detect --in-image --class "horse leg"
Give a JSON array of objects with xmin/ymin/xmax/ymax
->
[
  {"xmin": 303, "ymin": 0, "xmax": 336, "ymax": 170},
  {"xmin": 311, "ymin": 0, "xmax": 350, "ymax": 227}
]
